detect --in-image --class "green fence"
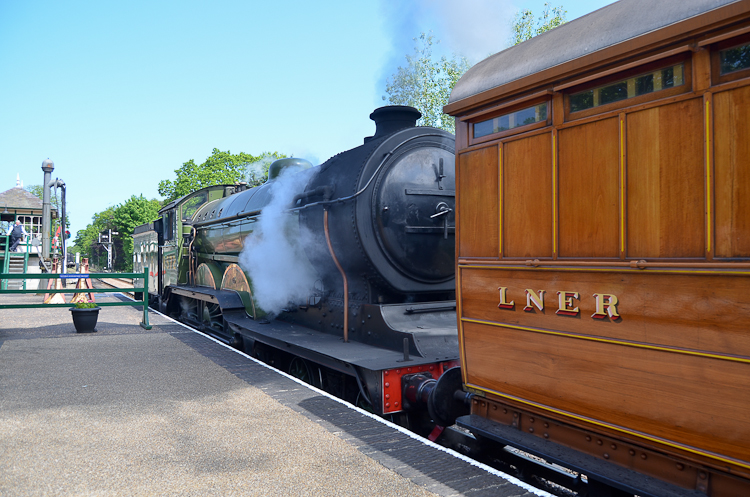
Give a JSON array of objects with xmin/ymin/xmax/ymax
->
[{"xmin": 0, "ymin": 268, "xmax": 152, "ymax": 330}]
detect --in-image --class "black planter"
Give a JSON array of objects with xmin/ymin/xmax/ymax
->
[{"xmin": 69, "ymin": 307, "xmax": 100, "ymax": 333}]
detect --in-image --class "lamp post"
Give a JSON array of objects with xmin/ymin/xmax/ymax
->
[{"xmin": 41, "ymin": 159, "xmax": 54, "ymax": 260}]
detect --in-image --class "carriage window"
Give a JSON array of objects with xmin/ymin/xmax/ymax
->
[
  {"xmin": 720, "ymin": 43, "xmax": 750, "ymax": 74},
  {"xmin": 474, "ymin": 102, "xmax": 548, "ymax": 138},
  {"xmin": 570, "ymin": 63, "xmax": 685, "ymax": 112}
]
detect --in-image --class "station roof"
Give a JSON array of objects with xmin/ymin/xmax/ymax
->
[
  {"xmin": 446, "ymin": 0, "xmax": 745, "ymax": 114},
  {"xmin": 0, "ymin": 187, "xmax": 58, "ymax": 222}
]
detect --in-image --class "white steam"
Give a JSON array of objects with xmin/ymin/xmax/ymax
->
[
  {"xmin": 244, "ymin": 156, "xmax": 276, "ymax": 185},
  {"xmin": 238, "ymin": 166, "xmax": 321, "ymax": 315},
  {"xmin": 378, "ymin": 0, "xmax": 516, "ymax": 66}
]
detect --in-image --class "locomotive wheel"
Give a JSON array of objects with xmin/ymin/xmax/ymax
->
[
  {"xmin": 201, "ymin": 302, "xmax": 224, "ymax": 333},
  {"xmin": 288, "ymin": 357, "xmax": 315, "ymax": 386}
]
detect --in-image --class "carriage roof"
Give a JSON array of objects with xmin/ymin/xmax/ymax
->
[{"xmin": 446, "ymin": 0, "xmax": 744, "ymax": 114}]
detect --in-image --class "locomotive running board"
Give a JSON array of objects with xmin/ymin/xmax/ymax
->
[
  {"xmin": 168, "ymin": 285, "xmax": 245, "ymax": 311},
  {"xmin": 456, "ymin": 414, "xmax": 704, "ymax": 497},
  {"xmin": 222, "ymin": 311, "xmax": 442, "ymax": 374}
]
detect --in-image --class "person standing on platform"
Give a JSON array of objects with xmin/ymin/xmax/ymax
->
[{"xmin": 9, "ymin": 220, "xmax": 27, "ymax": 252}]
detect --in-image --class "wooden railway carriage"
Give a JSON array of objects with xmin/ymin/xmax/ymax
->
[{"xmin": 445, "ymin": 0, "xmax": 750, "ymax": 494}]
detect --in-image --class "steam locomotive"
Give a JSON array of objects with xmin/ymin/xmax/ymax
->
[{"xmin": 134, "ymin": 106, "xmax": 464, "ymax": 430}]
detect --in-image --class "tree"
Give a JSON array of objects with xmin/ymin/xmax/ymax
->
[
  {"xmin": 72, "ymin": 206, "xmax": 116, "ymax": 269},
  {"xmin": 511, "ymin": 3, "xmax": 567, "ymax": 45},
  {"xmin": 382, "ymin": 33, "xmax": 470, "ymax": 134},
  {"xmin": 112, "ymin": 195, "xmax": 162, "ymax": 271},
  {"xmin": 158, "ymin": 148, "xmax": 287, "ymax": 202},
  {"xmin": 24, "ymin": 184, "xmax": 70, "ymax": 235},
  {"xmin": 72, "ymin": 195, "xmax": 161, "ymax": 271},
  {"xmin": 382, "ymin": 6, "xmax": 566, "ymax": 133}
]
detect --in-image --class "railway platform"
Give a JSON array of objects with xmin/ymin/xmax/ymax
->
[{"xmin": 0, "ymin": 293, "xmax": 545, "ymax": 497}]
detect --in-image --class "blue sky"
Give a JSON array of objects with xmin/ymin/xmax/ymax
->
[{"xmin": 0, "ymin": 0, "xmax": 613, "ymax": 239}]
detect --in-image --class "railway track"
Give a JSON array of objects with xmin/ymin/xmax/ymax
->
[{"xmin": 95, "ymin": 277, "xmax": 136, "ymax": 298}]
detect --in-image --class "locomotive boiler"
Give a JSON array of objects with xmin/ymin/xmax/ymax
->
[{"xmin": 134, "ymin": 106, "xmax": 462, "ymax": 428}]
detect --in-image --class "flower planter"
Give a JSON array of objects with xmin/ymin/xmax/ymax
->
[{"xmin": 69, "ymin": 307, "xmax": 100, "ymax": 333}]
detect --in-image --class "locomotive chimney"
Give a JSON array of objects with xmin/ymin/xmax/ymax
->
[{"xmin": 366, "ymin": 106, "xmax": 421, "ymax": 143}]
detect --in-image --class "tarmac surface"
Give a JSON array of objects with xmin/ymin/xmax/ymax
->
[{"xmin": 0, "ymin": 293, "xmax": 544, "ymax": 497}]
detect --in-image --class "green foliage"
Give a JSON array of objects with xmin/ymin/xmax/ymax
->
[
  {"xmin": 511, "ymin": 3, "xmax": 567, "ymax": 45},
  {"xmin": 73, "ymin": 302, "xmax": 97, "ymax": 309},
  {"xmin": 382, "ymin": 33, "xmax": 470, "ymax": 134},
  {"xmin": 24, "ymin": 184, "xmax": 70, "ymax": 232},
  {"xmin": 113, "ymin": 195, "xmax": 162, "ymax": 271},
  {"xmin": 158, "ymin": 149, "xmax": 287, "ymax": 202},
  {"xmin": 25, "ymin": 184, "xmax": 44, "ymax": 199},
  {"xmin": 382, "ymin": 5, "xmax": 567, "ymax": 135},
  {"xmin": 72, "ymin": 206, "xmax": 116, "ymax": 268},
  {"xmin": 73, "ymin": 195, "xmax": 161, "ymax": 272}
]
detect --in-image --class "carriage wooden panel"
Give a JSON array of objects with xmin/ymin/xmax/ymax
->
[
  {"xmin": 626, "ymin": 98, "xmax": 706, "ymax": 258},
  {"xmin": 459, "ymin": 266, "xmax": 750, "ymax": 356},
  {"xmin": 558, "ymin": 118, "xmax": 620, "ymax": 258},
  {"xmin": 457, "ymin": 146, "xmax": 498, "ymax": 258},
  {"xmin": 461, "ymin": 318, "xmax": 749, "ymax": 470},
  {"xmin": 714, "ymin": 85, "xmax": 750, "ymax": 257},
  {"xmin": 503, "ymin": 132, "xmax": 553, "ymax": 258}
]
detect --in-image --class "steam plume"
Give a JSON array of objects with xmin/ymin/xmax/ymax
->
[{"xmin": 238, "ymin": 166, "xmax": 321, "ymax": 315}]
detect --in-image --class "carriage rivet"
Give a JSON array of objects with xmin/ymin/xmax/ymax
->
[
  {"xmin": 529, "ymin": 417, "xmax": 534, "ymax": 423},
  {"xmin": 611, "ymin": 444, "xmax": 617, "ymax": 450},
  {"xmin": 543, "ymin": 422, "xmax": 549, "ymax": 428},
  {"xmin": 503, "ymin": 408, "xmax": 508, "ymax": 414},
  {"xmin": 528, "ymin": 428, "xmax": 534, "ymax": 433},
  {"xmin": 641, "ymin": 454, "xmax": 647, "ymax": 460},
  {"xmin": 544, "ymin": 433, "xmax": 549, "ymax": 439},
  {"xmin": 629, "ymin": 449, "xmax": 635, "ymax": 456},
  {"xmin": 597, "ymin": 440, "xmax": 603, "ymax": 445},
  {"xmin": 699, "ymin": 471, "xmax": 707, "ymax": 480},
  {"xmin": 603, "ymin": 453, "xmax": 610, "ymax": 459},
  {"xmin": 676, "ymin": 463, "xmax": 684, "ymax": 470},
  {"xmin": 586, "ymin": 436, "xmax": 592, "ymax": 441}
]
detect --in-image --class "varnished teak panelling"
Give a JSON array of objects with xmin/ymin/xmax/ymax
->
[
  {"xmin": 462, "ymin": 320, "xmax": 749, "ymax": 468},
  {"xmin": 458, "ymin": 146, "xmax": 499, "ymax": 258},
  {"xmin": 714, "ymin": 85, "xmax": 750, "ymax": 257},
  {"xmin": 460, "ymin": 266, "xmax": 750, "ymax": 365},
  {"xmin": 503, "ymin": 133, "xmax": 553, "ymax": 258},
  {"xmin": 626, "ymin": 98, "xmax": 705, "ymax": 258},
  {"xmin": 558, "ymin": 118, "xmax": 620, "ymax": 258},
  {"xmin": 450, "ymin": 7, "xmax": 750, "ymax": 490}
]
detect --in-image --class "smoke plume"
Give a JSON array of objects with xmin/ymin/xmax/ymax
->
[
  {"xmin": 244, "ymin": 156, "xmax": 276, "ymax": 185},
  {"xmin": 378, "ymin": 0, "xmax": 515, "ymax": 66},
  {"xmin": 238, "ymin": 165, "xmax": 321, "ymax": 315}
]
